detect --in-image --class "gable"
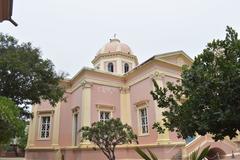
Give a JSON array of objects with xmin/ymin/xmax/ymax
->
[{"xmin": 155, "ymin": 51, "xmax": 193, "ymax": 67}]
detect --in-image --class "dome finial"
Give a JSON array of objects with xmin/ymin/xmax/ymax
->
[{"xmin": 110, "ymin": 34, "xmax": 120, "ymax": 43}]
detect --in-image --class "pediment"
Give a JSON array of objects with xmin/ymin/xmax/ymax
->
[{"xmin": 155, "ymin": 51, "xmax": 193, "ymax": 67}]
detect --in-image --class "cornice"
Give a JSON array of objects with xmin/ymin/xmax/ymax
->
[
  {"xmin": 26, "ymin": 141, "xmax": 186, "ymax": 151},
  {"xmin": 61, "ymin": 57, "xmax": 183, "ymax": 93},
  {"xmin": 92, "ymin": 52, "xmax": 138, "ymax": 65}
]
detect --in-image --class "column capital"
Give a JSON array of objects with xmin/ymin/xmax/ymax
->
[
  {"xmin": 80, "ymin": 80, "xmax": 93, "ymax": 89},
  {"xmin": 120, "ymin": 86, "xmax": 130, "ymax": 94}
]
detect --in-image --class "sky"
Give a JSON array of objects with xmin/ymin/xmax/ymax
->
[{"xmin": 1, "ymin": 0, "xmax": 240, "ymax": 77}]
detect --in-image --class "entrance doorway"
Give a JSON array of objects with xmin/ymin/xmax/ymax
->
[{"xmin": 206, "ymin": 148, "xmax": 225, "ymax": 160}]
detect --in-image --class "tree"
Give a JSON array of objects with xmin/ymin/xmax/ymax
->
[
  {"xmin": 189, "ymin": 146, "xmax": 210, "ymax": 160},
  {"xmin": 0, "ymin": 33, "xmax": 66, "ymax": 115},
  {"xmin": 80, "ymin": 118, "xmax": 138, "ymax": 160},
  {"xmin": 0, "ymin": 33, "xmax": 66, "ymax": 145},
  {"xmin": 0, "ymin": 96, "xmax": 25, "ymax": 145},
  {"xmin": 151, "ymin": 26, "xmax": 240, "ymax": 141},
  {"xmin": 135, "ymin": 147, "xmax": 158, "ymax": 160}
]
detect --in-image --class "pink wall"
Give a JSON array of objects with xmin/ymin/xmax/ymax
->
[
  {"xmin": 26, "ymin": 145, "xmax": 183, "ymax": 160},
  {"xmin": 25, "ymin": 150, "xmax": 55, "ymax": 160},
  {"xmin": 33, "ymin": 101, "xmax": 53, "ymax": 147},
  {"xmin": 130, "ymin": 78, "xmax": 158, "ymax": 144},
  {"xmin": 91, "ymin": 84, "xmax": 121, "ymax": 123},
  {"xmin": 72, "ymin": 146, "xmax": 182, "ymax": 160},
  {"xmin": 58, "ymin": 93, "xmax": 73, "ymax": 146},
  {"xmin": 59, "ymin": 88, "xmax": 83, "ymax": 146}
]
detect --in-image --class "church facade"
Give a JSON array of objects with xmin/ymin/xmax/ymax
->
[{"xmin": 25, "ymin": 37, "xmax": 240, "ymax": 160}]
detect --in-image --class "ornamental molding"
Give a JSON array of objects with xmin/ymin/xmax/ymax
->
[
  {"xmin": 151, "ymin": 71, "xmax": 165, "ymax": 80},
  {"xmin": 79, "ymin": 80, "xmax": 92, "ymax": 89},
  {"xmin": 71, "ymin": 106, "xmax": 80, "ymax": 113},
  {"xmin": 134, "ymin": 99, "xmax": 149, "ymax": 108},
  {"xmin": 26, "ymin": 141, "xmax": 186, "ymax": 150},
  {"xmin": 120, "ymin": 86, "xmax": 130, "ymax": 94},
  {"xmin": 37, "ymin": 110, "xmax": 54, "ymax": 115},
  {"xmin": 96, "ymin": 104, "xmax": 115, "ymax": 111},
  {"xmin": 92, "ymin": 52, "xmax": 138, "ymax": 65}
]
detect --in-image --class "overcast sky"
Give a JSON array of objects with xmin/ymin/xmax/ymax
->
[{"xmin": 1, "ymin": 0, "xmax": 240, "ymax": 77}]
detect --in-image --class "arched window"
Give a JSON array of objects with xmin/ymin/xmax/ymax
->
[
  {"xmin": 124, "ymin": 63, "xmax": 129, "ymax": 73},
  {"xmin": 108, "ymin": 62, "xmax": 114, "ymax": 72}
]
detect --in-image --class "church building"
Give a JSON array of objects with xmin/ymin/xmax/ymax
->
[{"xmin": 25, "ymin": 37, "xmax": 240, "ymax": 160}]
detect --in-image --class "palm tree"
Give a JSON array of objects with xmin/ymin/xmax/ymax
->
[
  {"xmin": 189, "ymin": 146, "xmax": 210, "ymax": 160},
  {"xmin": 135, "ymin": 147, "xmax": 158, "ymax": 160}
]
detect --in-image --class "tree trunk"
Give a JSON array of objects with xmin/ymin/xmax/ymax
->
[{"xmin": 109, "ymin": 150, "xmax": 115, "ymax": 160}]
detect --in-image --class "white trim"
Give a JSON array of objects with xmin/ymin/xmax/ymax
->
[
  {"xmin": 99, "ymin": 111, "xmax": 112, "ymax": 121},
  {"xmin": 122, "ymin": 60, "xmax": 133, "ymax": 73},
  {"xmin": 136, "ymin": 105, "xmax": 149, "ymax": 136},
  {"xmin": 185, "ymin": 136, "xmax": 201, "ymax": 147},
  {"xmin": 104, "ymin": 60, "xmax": 117, "ymax": 73},
  {"xmin": 96, "ymin": 104, "xmax": 114, "ymax": 121},
  {"xmin": 38, "ymin": 114, "xmax": 52, "ymax": 140},
  {"xmin": 72, "ymin": 112, "xmax": 79, "ymax": 146}
]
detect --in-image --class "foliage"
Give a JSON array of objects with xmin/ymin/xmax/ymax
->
[
  {"xmin": 17, "ymin": 124, "xmax": 28, "ymax": 150},
  {"xmin": 0, "ymin": 33, "xmax": 65, "ymax": 148},
  {"xmin": 80, "ymin": 118, "xmax": 138, "ymax": 160},
  {"xmin": 151, "ymin": 26, "xmax": 240, "ymax": 140},
  {"xmin": 135, "ymin": 147, "xmax": 158, "ymax": 160},
  {"xmin": 0, "ymin": 96, "xmax": 25, "ymax": 144},
  {"xmin": 189, "ymin": 146, "xmax": 210, "ymax": 160},
  {"xmin": 0, "ymin": 33, "xmax": 66, "ymax": 116}
]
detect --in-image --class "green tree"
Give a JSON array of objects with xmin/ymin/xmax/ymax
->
[
  {"xmin": 0, "ymin": 96, "xmax": 25, "ymax": 144},
  {"xmin": 151, "ymin": 26, "xmax": 240, "ymax": 141},
  {"xmin": 17, "ymin": 126, "xmax": 28, "ymax": 151},
  {"xmin": 135, "ymin": 147, "xmax": 158, "ymax": 160},
  {"xmin": 0, "ymin": 33, "xmax": 66, "ymax": 145},
  {"xmin": 0, "ymin": 33, "xmax": 66, "ymax": 114},
  {"xmin": 189, "ymin": 146, "xmax": 210, "ymax": 160},
  {"xmin": 80, "ymin": 118, "xmax": 138, "ymax": 160}
]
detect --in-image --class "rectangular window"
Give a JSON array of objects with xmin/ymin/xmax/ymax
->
[
  {"xmin": 40, "ymin": 116, "xmax": 51, "ymax": 139},
  {"xmin": 139, "ymin": 108, "xmax": 148, "ymax": 134},
  {"xmin": 73, "ymin": 113, "xmax": 78, "ymax": 146},
  {"xmin": 100, "ymin": 111, "xmax": 111, "ymax": 121}
]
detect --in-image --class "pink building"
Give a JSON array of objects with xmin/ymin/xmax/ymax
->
[{"xmin": 26, "ymin": 37, "xmax": 240, "ymax": 160}]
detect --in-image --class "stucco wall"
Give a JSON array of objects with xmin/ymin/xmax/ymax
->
[
  {"xmin": 91, "ymin": 84, "xmax": 121, "ymax": 123},
  {"xmin": 130, "ymin": 77, "xmax": 158, "ymax": 144},
  {"xmin": 58, "ymin": 91, "xmax": 80, "ymax": 146},
  {"xmin": 33, "ymin": 101, "xmax": 53, "ymax": 147}
]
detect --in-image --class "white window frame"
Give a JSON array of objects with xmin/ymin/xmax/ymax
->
[
  {"xmin": 135, "ymin": 100, "xmax": 149, "ymax": 136},
  {"xmin": 38, "ymin": 114, "xmax": 52, "ymax": 140},
  {"xmin": 121, "ymin": 60, "xmax": 132, "ymax": 73},
  {"xmin": 72, "ymin": 106, "xmax": 80, "ymax": 146},
  {"xmin": 96, "ymin": 104, "xmax": 114, "ymax": 121},
  {"xmin": 104, "ymin": 61, "xmax": 117, "ymax": 73},
  {"xmin": 99, "ymin": 111, "xmax": 111, "ymax": 121},
  {"xmin": 138, "ymin": 107, "xmax": 149, "ymax": 135},
  {"xmin": 107, "ymin": 62, "xmax": 114, "ymax": 72}
]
